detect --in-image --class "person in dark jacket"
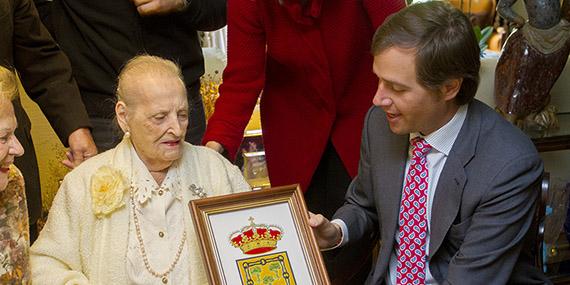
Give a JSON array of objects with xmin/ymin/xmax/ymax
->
[
  {"xmin": 35, "ymin": 0, "xmax": 227, "ymax": 151},
  {"xmin": 1, "ymin": 0, "xmax": 97, "ymax": 242}
]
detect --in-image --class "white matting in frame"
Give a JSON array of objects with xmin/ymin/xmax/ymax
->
[
  {"xmin": 190, "ymin": 184, "xmax": 330, "ymax": 285},
  {"xmin": 208, "ymin": 202, "xmax": 312, "ymax": 284}
]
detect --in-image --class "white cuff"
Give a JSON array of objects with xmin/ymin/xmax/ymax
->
[{"xmin": 321, "ymin": 219, "xmax": 349, "ymax": 251}]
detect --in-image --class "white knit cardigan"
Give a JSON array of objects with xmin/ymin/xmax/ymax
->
[{"xmin": 30, "ymin": 138, "xmax": 251, "ymax": 284}]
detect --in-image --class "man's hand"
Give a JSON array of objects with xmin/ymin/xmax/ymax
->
[
  {"xmin": 63, "ymin": 128, "xmax": 97, "ymax": 169},
  {"xmin": 131, "ymin": 0, "xmax": 187, "ymax": 16},
  {"xmin": 308, "ymin": 212, "xmax": 343, "ymax": 249},
  {"xmin": 205, "ymin": 141, "xmax": 225, "ymax": 154}
]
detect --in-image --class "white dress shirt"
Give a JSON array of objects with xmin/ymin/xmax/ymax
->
[
  {"xmin": 333, "ymin": 104, "xmax": 468, "ymax": 285},
  {"xmin": 126, "ymin": 147, "xmax": 189, "ymax": 285}
]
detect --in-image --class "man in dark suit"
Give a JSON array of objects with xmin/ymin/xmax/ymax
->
[
  {"xmin": 34, "ymin": 0, "xmax": 227, "ymax": 151},
  {"xmin": 310, "ymin": 2, "xmax": 549, "ymax": 284},
  {"xmin": 1, "ymin": 0, "xmax": 97, "ymax": 241}
]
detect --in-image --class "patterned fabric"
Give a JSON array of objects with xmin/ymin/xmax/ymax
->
[
  {"xmin": 0, "ymin": 165, "xmax": 30, "ymax": 284},
  {"xmin": 397, "ymin": 137, "xmax": 431, "ymax": 285}
]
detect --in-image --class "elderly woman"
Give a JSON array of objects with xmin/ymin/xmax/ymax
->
[
  {"xmin": 30, "ymin": 55, "xmax": 251, "ymax": 284},
  {"xmin": 0, "ymin": 66, "xmax": 27, "ymax": 284}
]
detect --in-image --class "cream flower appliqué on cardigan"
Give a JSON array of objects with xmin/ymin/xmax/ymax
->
[{"xmin": 90, "ymin": 166, "xmax": 128, "ymax": 218}]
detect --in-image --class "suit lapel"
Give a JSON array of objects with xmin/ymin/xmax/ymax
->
[
  {"xmin": 428, "ymin": 155, "xmax": 467, "ymax": 257},
  {"xmin": 379, "ymin": 130, "xmax": 409, "ymax": 252},
  {"xmin": 428, "ymin": 101, "xmax": 481, "ymax": 258}
]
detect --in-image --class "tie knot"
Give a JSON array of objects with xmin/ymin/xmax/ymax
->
[{"xmin": 411, "ymin": 137, "xmax": 431, "ymax": 157}]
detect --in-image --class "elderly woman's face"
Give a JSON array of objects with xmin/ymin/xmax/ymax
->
[
  {"xmin": 126, "ymin": 77, "xmax": 189, "ymax": 171},
  {"xmin": 0, "ymin": 101, "xmax": 24, "ymax": 190}
]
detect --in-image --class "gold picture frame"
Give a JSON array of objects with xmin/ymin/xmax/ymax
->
[{"xmin": 190, "ymin": 184, "xmax": 330, "ymax": 285}]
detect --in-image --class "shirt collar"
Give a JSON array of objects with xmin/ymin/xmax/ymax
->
[
  {"xmin": 409, "ymin": 104, "xmax": 468, "ymax": 156},
  {"xmin": 129, "ymin": 146, "xmax": 182, "ymax": 205}
]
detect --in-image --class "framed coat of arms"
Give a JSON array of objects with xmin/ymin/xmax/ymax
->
[{"xmin": 190, "ymin": 185, "xmax": 330, "ymax": 285}]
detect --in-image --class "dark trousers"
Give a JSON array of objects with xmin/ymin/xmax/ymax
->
[
  {"xmin": 305, "ymin": 141, "xmax": 373, "ymax": 284},
  {"xmin": 89, "ymin": 117, "xmax": 122, "ymax": 152}
]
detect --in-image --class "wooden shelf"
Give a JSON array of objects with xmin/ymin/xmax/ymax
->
[{"xmin": 528, "ymin": 113, "xmax": 570, "ymax": 152}]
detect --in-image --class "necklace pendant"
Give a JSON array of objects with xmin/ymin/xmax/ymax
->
[{"xmin": 162, "ymin": 276, "xmax": 168, "ymax": 284}]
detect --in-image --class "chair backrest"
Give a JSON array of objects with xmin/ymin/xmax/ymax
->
[{"xmin": 534, "ymin": 172, "xmax": 550, "ymax": 269}]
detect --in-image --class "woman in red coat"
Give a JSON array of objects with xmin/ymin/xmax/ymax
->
[{"xmin": 203, "ymin": 0, "xmax": 403, "ymax": 282}]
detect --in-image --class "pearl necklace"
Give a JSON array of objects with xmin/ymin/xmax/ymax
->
[{"xmin": 129, "ymin": 186, "xmax": 187, "ymax": 284}]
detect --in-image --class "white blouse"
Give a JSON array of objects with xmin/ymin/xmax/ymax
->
[{"xmin": 126, "ymin": 149, "xmax": 189, "ymax": 285}]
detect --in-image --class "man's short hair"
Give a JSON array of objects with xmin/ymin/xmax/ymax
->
[{"xmin": 371, "ymin": 1, "xmax": 480, "ymax": 105}]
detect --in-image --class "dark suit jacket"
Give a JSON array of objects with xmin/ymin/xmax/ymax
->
[
  {"xmin": 334, "ymin": 100, "xmax": 549, "ymax": 284},
  {"xmin": 0, "ymin": 0, "xmax": 91, "ymax": 223}
]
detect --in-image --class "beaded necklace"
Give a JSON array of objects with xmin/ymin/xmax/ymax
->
[
  {"xmin": 125, "ymin": 143, "xmax": 207, "ymax": 283},
  {"xmin": 129, "ymin": 185, "xmax": 187, "ymax": 284}
]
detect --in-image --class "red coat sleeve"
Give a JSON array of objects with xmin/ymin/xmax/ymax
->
[{"xmin": 202, "ymin": 0, "xmax": 266, "ymax": 160}]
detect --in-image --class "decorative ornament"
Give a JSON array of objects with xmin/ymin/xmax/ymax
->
[
  {"xmin": 230, "ymin": 217, "xmax": 283, "ymax": 255},
  {"xmin": 200, "ymin": 74, "xmax": 221, "ymax": 120},
  {"xmin": 189, "ymin": 184, "xmax": 207, "ymax": 198},
  {"xmin": 91, "ymin": 166, "xmax": 128, "ymax": 218}
]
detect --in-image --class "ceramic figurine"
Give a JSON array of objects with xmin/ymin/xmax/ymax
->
[{"xmin": 495, "ymin": 0, "xmax": 570, "ymax": 129}]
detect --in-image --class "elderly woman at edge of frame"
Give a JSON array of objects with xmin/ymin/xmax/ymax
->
[{"xmin": 0, "ymin": 66, "xmax": 28, "ymax": 284}]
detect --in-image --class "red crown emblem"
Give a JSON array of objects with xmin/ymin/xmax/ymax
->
[{"xmin": 230, "ymin": 217, "xmax": 283, "ymax": 255}]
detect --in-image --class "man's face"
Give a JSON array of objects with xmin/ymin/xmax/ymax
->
[{"xmin": 372, "ymin": 47, "xmax": 458, "ymax": 135}]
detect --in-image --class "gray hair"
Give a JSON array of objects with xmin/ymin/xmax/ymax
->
[{"xmin": 116, "ymin": 55, "xmax": 185, "ymax": 106}]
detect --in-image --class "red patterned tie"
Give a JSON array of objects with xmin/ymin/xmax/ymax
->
[{"xmin": 397, "ymin": 137, "xmax": 431, "ymax": 285}]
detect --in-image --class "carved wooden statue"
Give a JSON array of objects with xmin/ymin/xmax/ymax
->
[{"xmin": 495, "ymin": 0, "xmax": 570, "ymax": 129}]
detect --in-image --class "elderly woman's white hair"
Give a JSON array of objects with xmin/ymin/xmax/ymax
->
[{"xmin": 116, "ymin": 55, "xmax": 185, "ymax": 106}]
